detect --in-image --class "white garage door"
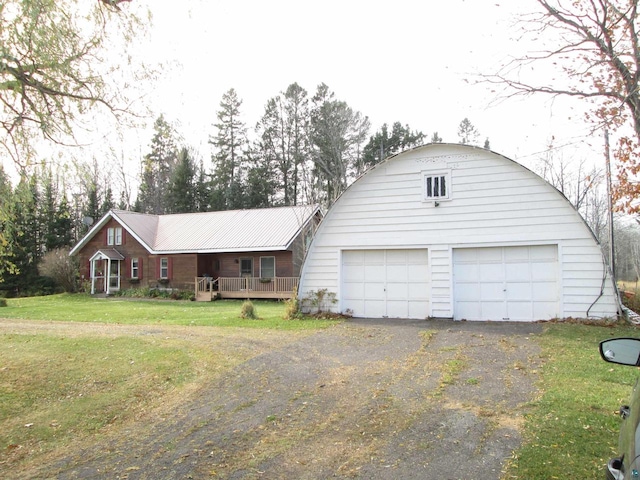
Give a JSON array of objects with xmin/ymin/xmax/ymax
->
[
  {"xmin": 342, "ymin": 249, "xmax": 430, "ymax": 319},
  {"xmin": 453, "ymin": 245, "xmax": 559, "ymax": 321}
]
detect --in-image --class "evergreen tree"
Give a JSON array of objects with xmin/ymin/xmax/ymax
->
[
  {"xmin": 4, "ymin": 174, "xmax": 42, "ymax": 290},
  {"xmin": 430, "ymin": 132, "xmax": 443, "ymax": 143},
  {"xmin": 360, "ymin": 122, "xmax": 425, "ymax": 172},
  {"xmin": 101, "ymin": 185, "xmax": 115, "ymax": 213},
  {"xmin": 457, "ymin": 118, "xmax": 480, "ymax": 145},
  {"xmin": 244, "ymin": 152, "xmax": 276, "ymax": 209},
  {"xmin": 194, "ymin": 159, "xmax": 210, "ymax": 212},
  {"xmin": 137, "ymin": 115, "xmax": 179, "ymax": 214},
  {"xmin": 166, "ymin": 147, "xmax": 197, "ymax": 213},
  {"xmin": 209, "ymin": 89, "xmax": 249, "ymax": 210},
  {"xmin": 256, "ymin": 83, "xmax": 311, "ymax": 205},
  {"xmin": 309, "ymin": 83, "xmax": 370, "ymax": 206},
  {"xmin": 0, "ymin": 164, "xmax": 17, "ymax": 283}
]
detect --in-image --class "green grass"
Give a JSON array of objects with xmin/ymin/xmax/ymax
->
[
  {"xmin": 3, "ymin": 295, "xmax": 639, "ymax": 478},
  {"xmin": 0, "ymin": 333, "xmax": 209, "ymax": 468},
  {"xmin": 2, "ymin": 293, "xmax": 338, "ymax": 330},
  {"xmin": 504, "ymin": 322, "xmax": 640, "ymax": 479}
]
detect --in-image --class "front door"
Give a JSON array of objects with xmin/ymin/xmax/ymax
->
[
  {"xmin": 240, "ymin": 258, "xmax": 253, "ymax": 278},
  {"xmin": 108, "ymin": 260, "xmax": 121, "ymax": 293}
]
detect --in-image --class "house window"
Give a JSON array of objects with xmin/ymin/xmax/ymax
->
[
  {"xmin": 160, "ymin": 258, "xmax": 169, "ymax": 279},
  {"xmin": 260, "ymin": 257, "xmax": 275, "ymax": 279},
  {"xmin": 423, "ymin": 171, "xmax": 451, "ymax": 201},
  {"xmin": 240, "ymin": 258, "xmax": 253, "ymax": 277},
  {"xmin": 107, "ymin": 227, "xmax": 123, "ymax": 246},
  {"xmin": 131, "ymin": 258, "xmax": 139, "ymax": 279}
]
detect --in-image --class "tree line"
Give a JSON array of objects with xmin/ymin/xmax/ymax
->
[
  {"xmin": 0, "ymin": 80, "xmax": 486, "ymax": 293},
  {"xmin": 135, "ymin": 83, "xmax": 435, "ymax": 214}
]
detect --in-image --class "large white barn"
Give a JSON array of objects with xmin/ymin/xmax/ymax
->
[{"xmin": 298, "ymin": 143, "xmax": 620, "ymax": 322}]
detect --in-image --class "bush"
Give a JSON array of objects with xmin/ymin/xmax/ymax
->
[
  {"xmin": 38, "ymin": 248, "xmax": 79, "ymax": 292},
  {"xmin": 0, "ymin": 298, "xmax": 7, "ymax": 307},
  {"xmin": 302, "ymin": 288, "xmax": 337, "ymax": 315},
  {"xmin": 283, "ymin": 288, "xmax": 302, "ymax": 320},
  {"xmin": 240, "ymin": 300, "xmax": 258, "ymax": 319}
]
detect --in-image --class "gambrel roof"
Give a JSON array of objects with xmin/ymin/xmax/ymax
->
[{"xmin": 70, "ymin": 205, "xmax": 321, "ymax": 255}]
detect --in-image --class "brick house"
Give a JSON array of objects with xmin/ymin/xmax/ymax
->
[{"xmin": 69, "ymin": 205, "xmax": 321, "ymax": 300}]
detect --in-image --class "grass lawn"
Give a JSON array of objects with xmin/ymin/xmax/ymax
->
[
  {"xmin": 0, "ymin": 294, "xmax": 338, "ymax": 476},
  {"xmin": 1, "ymin": 293, "xmax": 334, "ymax": 329},
  {"xmin": 503, "ymin": 322, "xmax": 640, "ymax": 479},
  {"xmin": 1, "ymin": 294, "xmax": 639, "ymax": 478}
]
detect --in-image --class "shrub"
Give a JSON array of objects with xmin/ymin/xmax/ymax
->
[
  {"xmin": 240, "ymin": 300, "xmax": 258, "ymax": 319},
  {"xmin": 0, "ymin": 298, "xmax": 7, "ymax": 307},
  {"xmin": 38, "ymin": 248, "xmax": 79, "ymax": 292},
  {"xmin": 283, "ymin": 288, "xmax": 302, "ymax": 320},
  {"xmin": 302, "ymin": 288, "xmax": 337, "ymax": 315}
]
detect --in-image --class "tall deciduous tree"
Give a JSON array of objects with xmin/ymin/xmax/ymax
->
[
  {"xmin": 487, "ymin": 0, "xmax": 640, "ymax": 212},
  {"xmin": 360, "ymin": 122, "xmax": 425, "ymax": 173},
  {"xmin": 0, "ymin": 0, "xmax": 147, "ymax": 168},
  {"xmin": 210, "ymin": 89, "xmax": 249, "ymax": 210}
]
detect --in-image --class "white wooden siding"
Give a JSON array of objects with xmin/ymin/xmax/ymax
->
[{"xmin": 298, "ymin": 144, "xmax": 618, "ymax": 321}]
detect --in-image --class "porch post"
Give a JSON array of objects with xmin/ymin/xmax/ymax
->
[
  {"xmin": 90, "ymin": 259, "xmax": 96, "ymax": 295},
  {"xmin": 106, "ymin": 258, "xmax": 112, "ymax": 295}
]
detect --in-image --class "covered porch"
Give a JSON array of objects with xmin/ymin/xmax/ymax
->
[
  {"xmin": 89, "ymin": 249, "xmax": 125, "ymax": 295},
  {"xmin": 195, "ymin": 276, "xmax": 298, "ymax": 301}
]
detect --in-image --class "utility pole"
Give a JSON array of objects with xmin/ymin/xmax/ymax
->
[{"xmin": 605, "ymin": 128, "xmax": 615, "ymax": 277}]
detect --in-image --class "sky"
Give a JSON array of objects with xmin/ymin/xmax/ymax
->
[
  {"xmin": 130, "ymin": 0, "xmax": 598, "ymax": 172},
  {"xmin": 3, "ymin": 0, "xmax": 604, "ymax": 188}
]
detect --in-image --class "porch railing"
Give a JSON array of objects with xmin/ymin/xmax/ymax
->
[
  {"xmin": 217, "ymin": 277, "xmax": 298, "ymax": 293},
  {"xmin": 195, "ymin": 276, "xmax": 298, "ymax": 300}
]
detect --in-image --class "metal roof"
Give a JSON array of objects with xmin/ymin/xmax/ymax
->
[{"xmin": 71, "ymin": 205, "xmax": 320, "ymax": 255}]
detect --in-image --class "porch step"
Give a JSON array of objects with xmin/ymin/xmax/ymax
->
[{"xmin": 196, "ymin": 291, "xmax": 213, "ymax": 302}]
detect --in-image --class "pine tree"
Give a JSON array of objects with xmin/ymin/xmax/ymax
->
[
  {"xmin": 166, "ymin": 147, "xmax": 197, "ymax": 213},
  {"xmin": 360, "ymin": 122, "xmax": 425, "ymax": 172},
  {"xmin": 137, "ymin": 115, "xmax": 179, "ymax": 214},
  {"xmin": 256, "ymin": 83, "xmax": 311, "ymax": 206},
  {"xmin": 457, "ymin": 118, "xmax": 480, "ymax": 145},
  {"xmin": 309, "ymin": 83, "xmax": 370, "ymax": 207},
  {"xmin": 0, "ymin": 164, "xmax": 17, "ymax": 283},
  {"xmin": 209, "ymin": 89, "xmax": 249, "ymax": 210}
]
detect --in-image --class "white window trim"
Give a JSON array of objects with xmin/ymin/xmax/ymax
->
[
  {"xmin": 107, "ymin": 227, "xmax": 115, "ymax": 245},
  {"xmin": 422, "ymin": 170, "xmax": 451, "ymax": 202},
  {"xmin": 131, "ymin": 258, "xmax": 139, "ymax": 279},
  {"xmin": 160, "ymin": 258, "xmax": 169, "ymax": 279},
  {"xmin": 115, "ymin": 227, "xmax": 123, "ymax": 245}
]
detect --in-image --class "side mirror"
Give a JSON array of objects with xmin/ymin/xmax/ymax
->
[{"xmin": 600, "ymin": 338, "xmax": 640, "ymax": 367}]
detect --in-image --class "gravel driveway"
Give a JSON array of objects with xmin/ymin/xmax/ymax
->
[{"xmin": 50, "ymin": 318, "xmax": 542, "ymax": 480}]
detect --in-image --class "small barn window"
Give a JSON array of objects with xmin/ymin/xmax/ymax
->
[{"xmin": 423, "ymin": 171, "xmax": 451, "ymax": 201}]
